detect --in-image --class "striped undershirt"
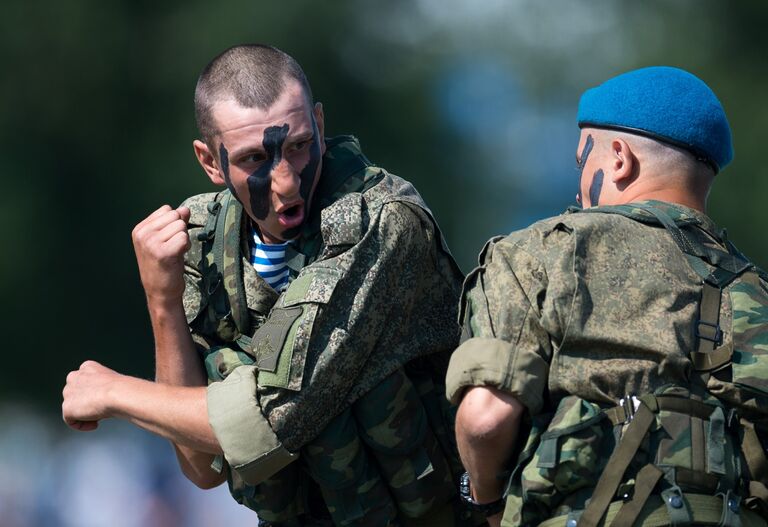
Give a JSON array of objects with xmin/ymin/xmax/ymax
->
[{"xmin": 250, "ymin": 227, "xmax": 290, "ymax": 291}]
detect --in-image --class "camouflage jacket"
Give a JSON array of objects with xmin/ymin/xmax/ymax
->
[
  {"xmin": 446, "ymin": 200, "xmax": 768, "ymax": 526},
  {"xmin": 182, "ymin": 136, "xmax": 470, "ymax": 525}
]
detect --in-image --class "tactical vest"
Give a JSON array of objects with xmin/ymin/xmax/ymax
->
[
  {"xmin": 504, "ymin": 203, "xmax": 768, "ymax": 527},
  {"xmin": 184, "ymin": 137, "xmax": 474, "ymax": 526}
]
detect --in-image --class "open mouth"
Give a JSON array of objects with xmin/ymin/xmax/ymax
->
[
  {"xmin": 277, "ymin": 202, "xmax": 305, "ymax": 228},
  {"xmin": 282, "ymin": 203, "xmax": 303, "ymax": 218}
]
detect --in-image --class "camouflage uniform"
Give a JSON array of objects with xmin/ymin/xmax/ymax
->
[
  {"xmin": 447, "ymin": 200, "xmax": 768, "ymax": 526},
  {"xmin": 182, "ymin": 137, "xmax": 475, "ymax": 526}
]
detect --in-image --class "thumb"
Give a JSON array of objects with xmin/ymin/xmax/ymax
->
[{"xmin": 177, "ymin": 206, "xmax": 191, "ymax": 224}]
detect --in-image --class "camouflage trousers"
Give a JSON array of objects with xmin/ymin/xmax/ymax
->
[{"xmin": 225, "ymin": 366, "xmax": 479, "ymax": 526}]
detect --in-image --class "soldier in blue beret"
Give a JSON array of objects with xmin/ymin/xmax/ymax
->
[{"xmin": 449, "ymin": 66, "xmax": 768, "ymax": 526}]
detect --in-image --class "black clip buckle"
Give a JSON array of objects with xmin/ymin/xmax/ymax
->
[{"xmin": 695, "ymin": 320, "xmax": 723, "ymax": 346}]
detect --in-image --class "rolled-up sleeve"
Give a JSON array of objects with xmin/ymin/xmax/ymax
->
[
  {"xmin": 207, "ymin": 365, "xmax": 298, "ymax": 485},
  {"xmin": 447, "ymin": 233, "xmax": 565, "ymax": 414}
]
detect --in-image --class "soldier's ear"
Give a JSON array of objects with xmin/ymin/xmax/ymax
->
[
  {"xmin": 611, "ymin": 138, "xmax": 636, "ymax": 184},
  {"xmin": 193, "ymin": 139, "xmax": 226, "ymax": 186}
]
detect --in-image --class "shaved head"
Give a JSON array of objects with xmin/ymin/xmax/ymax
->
[{"xmin": 194, "ymin": 44, "xmax": 313, "ymax": 147}]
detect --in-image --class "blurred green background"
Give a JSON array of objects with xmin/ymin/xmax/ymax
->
[{"xmin": 0, "ymin": 0, "xmax": 766, "ymax": 521}]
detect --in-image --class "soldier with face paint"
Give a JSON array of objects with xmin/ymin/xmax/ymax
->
[
  {"xmin": 62, "ymin": 44, "xmax": 480, "ymax": 526},
  {"xmin": 448, "ymin": 67, "xmax": 768, "ymax": 527}
]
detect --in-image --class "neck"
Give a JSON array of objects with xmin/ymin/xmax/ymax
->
[{"xmin": 625, "ymin": 189, "xmax": 706, "ymax": 213}]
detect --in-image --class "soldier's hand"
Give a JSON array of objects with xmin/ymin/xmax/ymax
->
[
  {"xmin": 62, "ymin": 360, "xmax": 121, "ymax": 432},
  {"xmin": 132, "ymin": 205, "xmax": 192, "ymax": 305}
]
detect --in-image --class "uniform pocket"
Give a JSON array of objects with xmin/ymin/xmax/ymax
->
[
  {"xmin": 521, "ymin": 396, "xmax": 611, "ymax": 511},
  {"xmin": 253, "ymin": 266, "xmax": 343, "ymax": 391}
]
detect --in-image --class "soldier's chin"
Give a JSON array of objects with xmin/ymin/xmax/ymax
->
[{"xmin": 280, "ymin": 223, "xmax": 303, "ymax": 241}]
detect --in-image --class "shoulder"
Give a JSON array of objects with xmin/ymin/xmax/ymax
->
[
  {"xmin": 489, "ymin": 207, "xmax": 668, "ymax": 266},
  {"xmin": 318, "ymin": 172, "xmax": 433, "ymax": 245},
  {"xmin": 482, "ymin": 213, "xmax": 578, "ymax": 270}
]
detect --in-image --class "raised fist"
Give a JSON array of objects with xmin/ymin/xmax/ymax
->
[{"xmin": 132, "ymin": 205, "xmax": 191, "ymax": 305}]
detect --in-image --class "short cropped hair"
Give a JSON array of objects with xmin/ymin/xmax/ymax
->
[{"xmin": 194, "ymin": 44, "xmax": 313, "ymax": 147}]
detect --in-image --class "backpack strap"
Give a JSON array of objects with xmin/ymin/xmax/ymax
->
[
  {"xmin": 578, "ymin": 400, "xmax": 657, "ymax": 527},
  {"xmin": 576, "ymin": 204, "xmax": 756, "ymax": 382},
  {"xmin": 194, "ymin": 190, "xmax": 250, "ymax": 342},
  {"xmin": 611, "ymin": 464, "xmax": 665, "ymax": 527},
  {"xmin": 580, "ymin": 395, "xmax": 744, "ymax": 527},
  {"xmin": 213, "ymin": 191, "xmax": 249, "ymax": 337}
]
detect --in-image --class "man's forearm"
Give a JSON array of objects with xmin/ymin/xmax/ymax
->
[
  {"xmin": 456, "ymin": 386, "xmax": 524, "ymax": 525},
  {"xmin": 148, "ymin": 297, "xmax": 206, "ymax": 386},
  {"xmin": 109, "ymin": 375, "xmax": 221, "ymax": 454}
]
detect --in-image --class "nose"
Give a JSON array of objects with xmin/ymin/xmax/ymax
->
[{"xmin": 270, "ymin": 158, "xmax": 301, "ymax": 197}]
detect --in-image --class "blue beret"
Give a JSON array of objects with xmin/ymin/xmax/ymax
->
[{"xmin": 577, "ymin": 66, "xmax": 733, "ymax": 172}]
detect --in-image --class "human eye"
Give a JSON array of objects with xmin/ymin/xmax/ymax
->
[
  {"xmin": 245, "ymin": 152, "xmax": 267, "ymax": 164},
  {"xmin": 290, "ymin": 137, "xmax": 312, "ymax": 152}
]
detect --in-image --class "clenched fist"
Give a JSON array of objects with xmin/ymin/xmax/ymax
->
[
  {"xmin": 132, "ymin": 205, "xmax": 191, "ymax": 305},
  {"xmin": 62, "ymin": 360, "xmax": 122, "ymax": 431}
]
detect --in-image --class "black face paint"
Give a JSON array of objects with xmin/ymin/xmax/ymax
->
[
  {"xmin": 280, "ymin": 115, "xmax": 322, "ymax": 239},
  {"xmin": 246, "ymin": 123, "xmax": 290, "ymax": 220},
  {"xmin": 588, "ymin": 169, "xmax": 604, "ymax": 207},
  {"xmin": 218, "ymin": 143, "xmax": 240, "ymax": 201},
  {"xmin": 576, "ymin": 134, "xmax": 594, "ymax": 205}
]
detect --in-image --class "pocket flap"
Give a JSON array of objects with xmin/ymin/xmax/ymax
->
[{"xmin": 283, "ymin": 266, "xmax": 343, "ymax": 307}]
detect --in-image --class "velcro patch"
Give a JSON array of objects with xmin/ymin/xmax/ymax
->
[{"xmin": 252, "ymin": 306, "xmax": 303, "ymax": 372}]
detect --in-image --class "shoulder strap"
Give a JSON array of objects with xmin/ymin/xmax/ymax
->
[
  {"xmin": 577, "ymin": 203, "xmax": 753, "ymax": 286},
  {"xmin": 195, "ymin": 191, "xmax": 250, "ymax": 341},
  {"xmin": 214, "ymin": 191, "xmax": 249, "ymax": 336}
]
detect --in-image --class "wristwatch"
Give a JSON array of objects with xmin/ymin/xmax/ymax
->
[{"xmin": 459, "ymin": 471, "xmax": 506, "ymax": 517}]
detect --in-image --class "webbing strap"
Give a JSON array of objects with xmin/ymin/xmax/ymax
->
[
  {"xmin": 212, "ymin": 192, "xmax": 249, "ymax": 336},
  {"xmin": 676, "ymin": 467, "xmax": 720, "ymax": 494},
  {"xmin": 612, "ymin": 464, "xmax": 664, "ymax": 527},
  {"xmin": 581, "ymin": 203, "xmax": 752, "ymax": 286},
  {"xmin": 604, "ymin": 395, "xmax": 715, "ymax": 425},
  {"xmin": 537, "ymin": 412, "xmax": 607, "ymax": 469},
  {"xmin": 741, "ymin": 420, "xmax": 768, "ymax": 486},
  {"xmin": 628, "ymin": 203, "xmax": 698, "ymax": 256},
  {"xmin": 578, "ymin": 403, "xmax": 656, "ymax": 527},
  {"xmin": 694, "ymin": 283, "xmax": 724, "ymax": 356},
  {"xmin": 542, "ymin": 494, "xmax": 767, "ymax": 527},
  {"xmin": 708, "ymin": 407, "xmax": 727, "ymax": 476},
  {"xmin": 692, "ymin": 346, "xmax": 732, "ymax": 372},
  {"xmin": 201, "ymin": 195, "xmax": 229, "ymax": 325},
  {"xmin": 631, "ymin": 204, "xmax": 749, "ymax": 283}
]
